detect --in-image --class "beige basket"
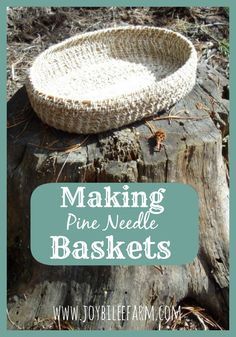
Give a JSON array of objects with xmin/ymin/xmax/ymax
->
[{"xmin": 26, "ymin": 26, "xmax": 197, "ymax": 134}]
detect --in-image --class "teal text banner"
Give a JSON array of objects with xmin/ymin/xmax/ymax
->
[{"xmin": 31, "ymin": 183, "xmax": 198, "ymax": 265}]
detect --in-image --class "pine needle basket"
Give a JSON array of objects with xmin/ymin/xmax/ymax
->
[{"xmin": 26, "ymin": 26, "xmax": 198, "ymax": 134}]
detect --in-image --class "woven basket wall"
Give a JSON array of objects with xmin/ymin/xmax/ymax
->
[{"xmin": 26, "ymin": 26, "xmax": 198, "ymax": 134}]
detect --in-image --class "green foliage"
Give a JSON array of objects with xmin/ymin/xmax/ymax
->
[
  {"xmin": 223, "ymin": 7, "xmax": 229, "ymax": 18},
  {"xmin": 219, "ymin": 39, "xmax": 230, "ymax": 57}
]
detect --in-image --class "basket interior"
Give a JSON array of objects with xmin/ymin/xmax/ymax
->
[{"xmin": 32, "ymin": 29, "xmax": 192, "ymax": 102}]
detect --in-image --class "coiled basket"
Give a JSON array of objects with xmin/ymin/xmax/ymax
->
[{"xmin": 26, "ymin": 26, "xmax": 197, "ymax": 134}]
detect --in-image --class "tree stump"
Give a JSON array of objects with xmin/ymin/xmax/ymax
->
[{"xmin": 7, "ymin": 63, "xmax": 229, "ymax": 330}]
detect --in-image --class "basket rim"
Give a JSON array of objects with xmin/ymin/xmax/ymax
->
[{"xmin": 27, "ymin": 25, "xmax": 197, "ymax": 107}]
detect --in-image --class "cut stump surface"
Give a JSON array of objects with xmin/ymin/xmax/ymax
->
[{"xmin": 7, "ymin": 63, "xmax": 229, "ymax": 329}]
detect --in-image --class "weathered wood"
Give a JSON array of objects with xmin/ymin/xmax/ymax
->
[{"xmin": 7, "ymin": 64, "xmax": 229, "ymax": 329}]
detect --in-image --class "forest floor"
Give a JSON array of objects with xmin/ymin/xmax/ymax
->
[
  {"xmin": 7, "ymin": 7, "xmax": 229, "ymax": 99},
  {"xmin": 7, "ymin": 7, "xmax": 229, "ymax": 331}
]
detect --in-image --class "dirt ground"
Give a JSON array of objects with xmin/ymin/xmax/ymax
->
[
  {"xmin": 7, "ymin": 7, "xmax": 229, "ymax": 100},
  {"xmin": 7, "ymin": 7, "xmax": 229, "ymax": 331}
]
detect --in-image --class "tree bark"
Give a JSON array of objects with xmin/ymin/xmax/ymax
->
[{"xmin": 7, "ymin": 63, "xmax": 229, "ymax": 329}]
